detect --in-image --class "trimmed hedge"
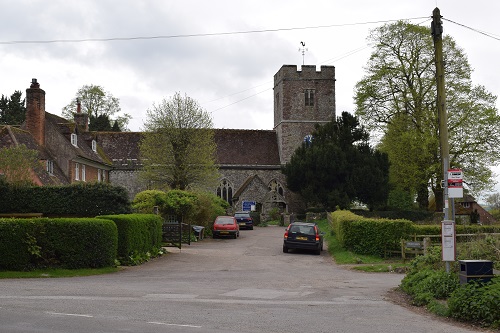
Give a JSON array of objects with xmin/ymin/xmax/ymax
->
[
  {"xmin": 98, "ymin": 214, "xmax": 162, "ymax": 265},
  {"xmin": 0, "ymin": 182, "xmax": 131, "ymax": 216},
  {"xmin": 0, "ymin": 217, "xmax": 117, "ymax": 270},
  {"xmin": 331, "ymin": 210, "xmax": 414, "ymax": 256}
]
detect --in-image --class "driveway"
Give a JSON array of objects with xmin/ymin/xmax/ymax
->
[{"xmin": 0, "ymin": 226, "xmax": 484, "ymax": 333}]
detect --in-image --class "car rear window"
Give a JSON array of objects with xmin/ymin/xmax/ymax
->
[
  {"xmin": 215, "ymin": 217, "xmax": 234, "ymax": 225},
  {"xmin": 290, "ymin": 225, "xmax": 315, "ymax": 235},
  {"xmin": 235, "ymin": 213, "xmax": 250, "ymax": 218}
]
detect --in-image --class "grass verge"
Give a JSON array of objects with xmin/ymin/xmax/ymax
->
[{"xmin": 0, "ymin": 267, "xmax": 120, "ymax": 279}]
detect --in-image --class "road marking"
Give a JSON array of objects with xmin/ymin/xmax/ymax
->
[
  {"xmin": 47, "ymin": 312, "xmax": 93, "ymax": 318},
  {"xmin": 148, "ymin": 322, "xmax": 202, "ymax": 328}
]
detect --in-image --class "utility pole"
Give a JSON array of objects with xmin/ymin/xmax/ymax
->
[{"xmin": 432, "ymin": 7, "xmax": 455, "ymax": 272}]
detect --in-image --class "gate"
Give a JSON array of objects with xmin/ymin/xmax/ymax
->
[{"xmin": 162, "ymin": 215, "xmax": 191, "ymax": 249}]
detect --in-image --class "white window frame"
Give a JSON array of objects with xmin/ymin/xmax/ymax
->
[
  {"xmin": 98, "ymin": 169, "xmax": 102, "ymax": 182},
  {"xmin": 81, "ymin": 164, "xmax": 86, "ymax": 182},
  {"xmin": 71, "ymin": 133, "xmax": 78, "ymax": 147},
  {"xmin": 102, "ymin": 170, "xmax": 106, "ymax": 182},
  {"xmin": 75, "ymin": 163, "xmax": 80, "ymax": 181},
  {"xmin": 46, "ymin": 160, "xmax": 54, "ymax": 175},
  {"xmin": 92, "ymin": 140, "xmax": 97, "ymax": 152}
]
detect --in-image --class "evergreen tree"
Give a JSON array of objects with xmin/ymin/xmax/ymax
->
[
  {"xmin": 0, "ymin": 91, "xmax": 26, "ymax": 125},
  {"xmin": 282, "ymin": 112, "xmax": 389, "ymax": 211}
]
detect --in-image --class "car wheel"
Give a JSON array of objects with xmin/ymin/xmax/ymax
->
[
  {"xmin": 315, "ymin": 247, "xmax": 321, "ymax": 255},
  {"xmin": 283, "ymin": 245, "xmax": 288, "ymax": 253},
  {"xmin": 233, "ymin": 233, "xmax": 237, "ymax": 239},
  {"xmin": 213, "ymin": 234, "xmax": 217, "ymax": 239},
  {"xmin": 321, "ymin": 242, "xmax": 324, "ymax": 251},
  {"xmin": 250, "ymin": 226, "xmax": 254, "ymax": 230}
]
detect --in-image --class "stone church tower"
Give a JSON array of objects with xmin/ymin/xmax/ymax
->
[{"xmin": 273, "ymin": 65, "xmax": 336, "ymax": 164}]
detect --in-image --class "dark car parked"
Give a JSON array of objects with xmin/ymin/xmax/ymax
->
[
  {"xmin": 234, "ymin": 211, "xmax": 254, "ymax": 230},
  {"xmin": 283, "ymin": 222, "xmax": 324, "ymax": 255}
]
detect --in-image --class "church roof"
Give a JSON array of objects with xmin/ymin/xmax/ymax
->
[
  {"xmin": 214, "ymin": 129, "xmax": 280, "ymax": 166},
  {"xmin": 96, "ymin": 129, "xmax": 281, "ymax": 168}
]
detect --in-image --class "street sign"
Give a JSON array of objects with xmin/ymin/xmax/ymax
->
[
  {"xmin": 441, "ymin": 220, "xmax": 456, "ymax": 261},
  {"xmin": 448, "ymin": 169, "xmax": 463, "ymax": 198},
  {"xmin": 242, "ymin": 201, "xmax": 256, "ymax": 212}
]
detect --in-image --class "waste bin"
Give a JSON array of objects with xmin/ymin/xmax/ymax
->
[
  {"xmin": 192, "ymin": 226, "xmax": 205, "ymax": 240},
  {"xmin": 459, "ymin": 260, "xmax": 494, "ymax": 284}
]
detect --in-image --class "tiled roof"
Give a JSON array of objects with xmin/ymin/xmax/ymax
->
[
  {"xmin": 96, "ymin": 129, "xmax": 281, "ymax": 167},
  {"xmin": 214, "ymin": 129, "xmax": 280, "ymax": 166},
  {"xmin": 44, "ymin": 113, "xmax": 112, "ymax": 167},
  {"xmin": 0, "ymin": 125, "xmax": 69, "ymax": 185},
  {"xmin": 96, "ymin": 132, "xmax": 143, "ymax": 169}
]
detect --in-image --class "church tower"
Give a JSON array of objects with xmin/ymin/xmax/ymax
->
[{"xmin": 273, "ymin": 65, "xmax": 336, "ymax": 164}]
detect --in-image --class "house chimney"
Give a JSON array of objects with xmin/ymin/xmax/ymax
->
[
  {"xmin": 74, "ymin": 98, "xmax": 89, "ymax": 132},
  {"xmin": 25, "ymin": 78, "xmax": 46, "ymax": 146}
]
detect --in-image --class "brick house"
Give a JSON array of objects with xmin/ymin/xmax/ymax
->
[
  {"xmin": 1, "ymin": 65, "xmax": 336, "ymax": 215},
  {"xmin": 455, "ymin": 194, "xmax": 497, "ymax": 225},
  {"xmin": 0, "ymin": 79, "xmax": 112, "ymax": 185}
]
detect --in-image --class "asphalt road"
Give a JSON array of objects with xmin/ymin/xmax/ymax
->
[{"xmin": 0, "ymin": 226, "xmax": 483, "ymax": 333}]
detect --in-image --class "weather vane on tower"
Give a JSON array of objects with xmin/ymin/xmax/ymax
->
[{"xmin": 299, "ymin": 41, "xmax": 308, "ymax": 65}]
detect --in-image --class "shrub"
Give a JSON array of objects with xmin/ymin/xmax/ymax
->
[
  {"xmin": 448, "ymin": 277, "xmax": 500, "ymax": 327},
  {"xmin": 401, "ymin": 269, "xmax": 459, "ymax": 305},
  {"xmin": 0, "ymin": 183, "xmax": 131, "ymax": 216},
  {"xmin": 98, "ymin": 214, "xmax": 162, "ymax": 265},
  {"xmin": 0, "ymin": 217, "xmax": 117, "ymax": 270},
  {"xmin": 131, "ymin": 190, "xmax": 166, "ymax": 214}
]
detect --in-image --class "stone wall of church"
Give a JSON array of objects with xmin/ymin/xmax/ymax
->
[
  {"xmin": 218, "ymin": 167, "xmax": 304, "ymax": 213},
  {"xmin": 109, "ymin": 169, "xmax": 146, "ymax": 201}
]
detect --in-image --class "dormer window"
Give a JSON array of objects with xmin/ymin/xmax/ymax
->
[
  {"xmin": 92, "ymin": 139, "xmax": 97, "ymax": 152},
  {"xmin": 46, "ymin": 160, "xmax": 54, "ymax": 175},
  {"xmin": 71, "ymin": 133, "xmax": 78, "ymax": 147}
]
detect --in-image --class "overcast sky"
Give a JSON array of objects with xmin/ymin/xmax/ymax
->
[{"xmin": 1, "ymin": 0, "xmax": 499, "ymax": 193}]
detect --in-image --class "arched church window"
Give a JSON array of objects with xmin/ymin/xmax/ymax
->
[
  {"xmin": 217, "ymin": 179, "xmax": 233, "ymax": 205},
  {"xmin": 268, "ymin": 179, "xmax": 284, "ymax": 197}
]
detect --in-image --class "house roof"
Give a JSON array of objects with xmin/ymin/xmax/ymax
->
[
  {"xmin": 44, "ymin": 113, "xmax": 112, "ymax": 167},
  {"xmin": 214, "ymin": 129, "xmax": 280, "ymax": 166},
  {"xmin": 0, "ymin": 125, "xmax": 69, "ymax": 185}
]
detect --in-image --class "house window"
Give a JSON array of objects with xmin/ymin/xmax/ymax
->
[
  {"xmin": 102, "ymin": 170, "xmax": 106, "ymax": 182},
  {"xmin": 92, "ymin": 140, "xmax": 97, "ymax": 152},
  {"xmin": 216, "ymin": 179, "xmax": 233, "ymax": 205},
  {"xmin": 46, "ymin": 160, "xmax": 54, "ymax": 175},
  {"xmin": 71, "ymin": 133, "xmax": 78, "ymax": 147},
  {"xmin": 461, "ymin": 202, "xmax": 470, "ymax": 208},
  {"xmin": 98, "ymin": 169, "xmax": 102, "ymax": 182},
  {"xmin": 75, "ymin": 163, "xmax": 80, "ymax": 180},
  {"xmin": 305, "ymin": 89, "xmax": 314, "ymax": 106},
  {"xmin": 81, "ymin": 165, "xmax": 86, "ymax": 182}
]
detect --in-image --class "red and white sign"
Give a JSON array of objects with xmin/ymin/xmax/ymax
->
[{"xmin": 447, "ymin": 169, "xmax": 463, "ymax": 198}]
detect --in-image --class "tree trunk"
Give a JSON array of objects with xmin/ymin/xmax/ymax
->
[{"xmin": 432, "ymin": 187, "xmax": 443, "ymax": 212}]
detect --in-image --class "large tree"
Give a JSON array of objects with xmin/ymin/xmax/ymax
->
[
  {"xmin": 139, "ymin": 92, "xmax": 219, "ymax": 191},
  {"xmin": 282, "ymin": 112, "xmax": 389, "ymax": 211},
  {"xmin": 354, "ymin": 21, "xmax": 500, "ymax": 209},
  {"xmin": 62, "ymin": 84, "xmax": 130, "ymax": 131},
  {"xmin": 0, "ymin": 91, "xmax": 26, "ymax": 125}
]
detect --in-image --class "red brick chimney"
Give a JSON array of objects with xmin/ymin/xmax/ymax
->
[
  {"xmin": 25, "ymin": 78, "xmax": 46, "ymax": 146},
  {"xmin": 74, "ymin": 98, "xmax": 89, "ymax": 131}
]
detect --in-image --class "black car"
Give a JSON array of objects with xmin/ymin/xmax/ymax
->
[
  {"xmin": 234, "ymin": 211, "xmax": 254, "ymax": 230},
  {"xmin": 283, "ymin": 222, "xmax": 324, "ymax": 255}
]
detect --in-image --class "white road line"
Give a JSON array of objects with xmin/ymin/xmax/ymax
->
[
  {"xmin": 47, "ymin": 312, "xmax": 93, "ymax": 318},
  {"xmin": 148, "ymin": 321, "xmax": 202, "ymax": 328}
]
